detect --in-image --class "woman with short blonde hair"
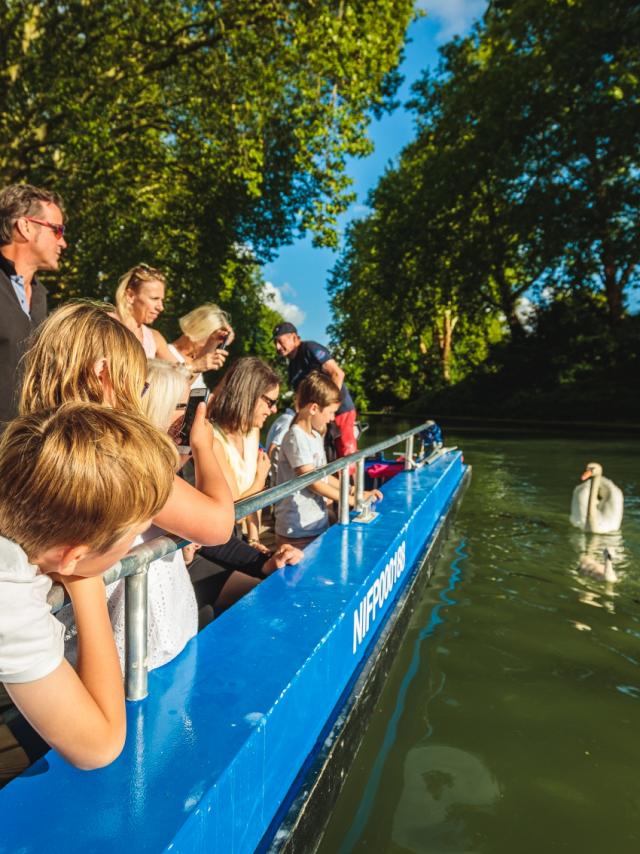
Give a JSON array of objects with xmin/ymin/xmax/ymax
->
[{"xmin": 168, "ymin": 302, "xmax": 234, "ymax": 383}]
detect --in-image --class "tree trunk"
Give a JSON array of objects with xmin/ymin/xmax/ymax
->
[
  {"xmin": 494, "ymin": 268, "xmax": 524, "ymax": 338},
  {"xmin": 435, "ymin": 309, "xmax": 458, "ymax": 383},
  {"xmin": 601, "ymin": 241, "xmax": 624, "ymax": 327}
]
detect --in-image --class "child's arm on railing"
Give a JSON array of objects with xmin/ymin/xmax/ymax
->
[
  {"xmin": 6, "ymin": 574, "xmax": 126, "ymax": 770},
  {"xmin": 295, "ymin": 465, "xmax": 382, "ymax": 506}
]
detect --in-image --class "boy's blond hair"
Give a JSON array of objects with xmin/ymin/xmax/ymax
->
[
  {"xmin": 0, "ymin": 403, "xmax": 177, "ymax": 558},
  {"xmin": 296, "ymin": 371, "xmax": 341, "ymax": 410},
  {"xmin": 19, "ymin": 300, "xmax": 147, "ymax": 416}
]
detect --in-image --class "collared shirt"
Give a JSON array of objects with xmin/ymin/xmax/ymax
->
[{"xmin": 9, "ymin": 271, "xmax": 30, "ymax": 317}]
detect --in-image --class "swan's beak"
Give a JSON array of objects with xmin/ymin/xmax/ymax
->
[{"xmin": 580, "ymin": 470, "xmax": 593, "ymax": 481}]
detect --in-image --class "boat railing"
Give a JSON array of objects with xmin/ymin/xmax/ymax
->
[{"xmin": 47, "ymin": 421, "xmax": 437, "ymax": 700}]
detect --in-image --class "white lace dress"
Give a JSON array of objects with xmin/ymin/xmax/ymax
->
[{"xmin": 106, "ymin": 525, "xmax": 198, "ymax": 672}]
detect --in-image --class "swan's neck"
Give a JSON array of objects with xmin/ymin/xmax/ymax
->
[
  {"xmin": 604, "ymin": 551, "xmax": 617, "ymax": 582},
  {"xmin": 586, "ymin": 474, "xmax": 601, "ymax": 532}
]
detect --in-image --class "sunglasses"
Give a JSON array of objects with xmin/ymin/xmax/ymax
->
[
  {"xmin": 261, "ymin": 393, "xmax": 279, "ymax": 411},
  {"xmin": 24, "ymin": 217, "xmax": 66, "ymax": 240}
]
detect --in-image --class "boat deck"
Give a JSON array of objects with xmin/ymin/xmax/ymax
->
[{"xmin": 0, "ymin": 451, "xmax": 466, "ymax": 854}]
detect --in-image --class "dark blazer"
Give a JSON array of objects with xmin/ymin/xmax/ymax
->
[{"xmin": 0, "ymin": 253, "xmax": 47, "ymax": 426}]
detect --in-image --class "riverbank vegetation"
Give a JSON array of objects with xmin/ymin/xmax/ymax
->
[
  {"xmin": 329, "ymin": 0, "xmax": 640, "ymax": 420},
  {"xmin": 1, "ymin": 0, "xmax": 414, "ymax": 354}
]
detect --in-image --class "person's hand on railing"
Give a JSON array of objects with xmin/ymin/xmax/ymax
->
[
  {"xmin": 262, "ymin": 543, "xmax": 304, "ymax": 576},
  {"xmin": 348, "ymin": 487, "xmax": 383, "ymax": 508}
]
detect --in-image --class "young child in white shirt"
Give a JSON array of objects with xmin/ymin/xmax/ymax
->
[
  {"xmin": 0, "ymin": 403, "xmax": 176, "ymax": 785},
  {"xmin": 275, "ymin": 372, "xmax": 382, "ymax": 548}
]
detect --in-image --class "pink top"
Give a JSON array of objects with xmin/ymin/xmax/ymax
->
[{"xmin": 141, "ymin": 324, "xmax": 156, "ymax": 358}]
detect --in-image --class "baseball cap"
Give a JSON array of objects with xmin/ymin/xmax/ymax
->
[{"xmin": 273, "ymin": 322, "xmax": 298, "ymax": 338}]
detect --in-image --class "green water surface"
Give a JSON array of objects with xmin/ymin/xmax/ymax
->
[{"xmin": 318, "ymin": 428, "xmax": 640, "ymax": 854}]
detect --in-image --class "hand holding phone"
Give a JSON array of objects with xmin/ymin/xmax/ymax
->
[{"xmin": 179, "ymin": 388, "xmax": 210, "ymax": 448}]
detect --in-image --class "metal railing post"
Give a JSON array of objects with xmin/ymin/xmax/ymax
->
[
  {"xmin": 125, "ymin": 565, "xmax": 149, "ymax": 701},
  {"xmin": 354, "ymin": 458, "xmax": 365, "ymax": 511},
  {"xmin": 339, "ymin": 465, "xmax": 351, "ymax": 525},
  {"xmin": 404, "ymin": 435, "xmax": 414, "ymax": 471}
]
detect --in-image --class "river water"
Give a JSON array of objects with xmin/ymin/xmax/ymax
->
[{"xmin": 318, "ymin": 424, "xmax": 640, "ymax": 854}]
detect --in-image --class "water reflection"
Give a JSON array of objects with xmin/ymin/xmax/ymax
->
[
  {"xmin": 392, "ymin": 745, "xmax": 500, "ymax": 854},
  {"xmin": 319, "ymin": 431, "xmax": 640, "ymax": 854}
]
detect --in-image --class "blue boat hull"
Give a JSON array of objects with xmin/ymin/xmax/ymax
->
[{"xmin": 0, "ymin": 451, "xmax": 467, "ymax": 854}]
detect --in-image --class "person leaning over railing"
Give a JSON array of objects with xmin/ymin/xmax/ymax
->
[
  {"xmin": 0, "ymin": 403, "xmax": 176, "ymax": 787},
  {"xmin": 207, "ymin": 357, "xmax": 280, "ymax": 552},
  {"xmin": 275, "ymin": 372, "xmax": 382, "ymax": 549},
  {"xmin": 18, "ymin": 300, "xmax": 235, "ymax": 555}
]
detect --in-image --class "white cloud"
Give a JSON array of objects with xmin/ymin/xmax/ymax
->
[
  {"xmin": 417, "ymin": 0, "xmax": 487, "ymax": 42},
  {"xmin": 262, "ymin": 281, "xmax": 306, "ymax": 326}
]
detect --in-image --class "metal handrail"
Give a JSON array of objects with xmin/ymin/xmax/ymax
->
[{"xmin": 48, "ymin": 420, "xmax": 434, "ymax": 700}]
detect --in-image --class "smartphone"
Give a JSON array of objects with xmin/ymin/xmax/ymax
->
[
  {"xmin": 179, "ymin": 387, "xmax": 210, "ymax": 446},
  {"xmin": 217, "ymin": 333, "xmax": 230, "ymax": 351}
]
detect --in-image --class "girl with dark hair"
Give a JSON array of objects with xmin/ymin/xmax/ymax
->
[{"xmin": 208, "ymin": 357, "xmax": 280, "ymax": 550}]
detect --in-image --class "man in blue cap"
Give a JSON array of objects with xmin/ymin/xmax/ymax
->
[{"xmin": 273, "ymin": 322, "xmax": 357, "ymax": 458}]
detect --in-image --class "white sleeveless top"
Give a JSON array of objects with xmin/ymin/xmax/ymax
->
[
  {"xmin": 105, "ymin": 525, "xmax": 198, "ymax": 672},
  {"xmin": 211, "ymin": 424, "xmax": 259, "ymax": 496}
]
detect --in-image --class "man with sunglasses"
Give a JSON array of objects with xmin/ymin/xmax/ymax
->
[
  {"xmin": 0, "ymin": 184, "xmax": 67, "ymax": 425},
  {"xmin": 273, "ymin": 321, "xmax": 358, "ymax": 459}
]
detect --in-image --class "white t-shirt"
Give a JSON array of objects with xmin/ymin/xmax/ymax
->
[
  {"xmin": 0, "ymin": 536, "xmax": 64, "ymax": 684},
  {"xmin": 266, "ymin": 409, "xmax": 295, "ymax": 450},
  {"xmin": 105, "ymin": 526, "xmax": 198, "ymax": 672},
  {"xmin": 266, "ymin": 409, "xmax": 296, "ymax": 479},
  {"xmin": 275, "ymin": 424, "xmax": 328, "ymax": 539}
]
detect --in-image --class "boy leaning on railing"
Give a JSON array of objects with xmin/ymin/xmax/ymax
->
[{"xmin": 0, "ymin": 402, "xmax": 176, "ymax": 787}]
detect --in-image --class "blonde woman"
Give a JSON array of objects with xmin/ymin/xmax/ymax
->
[
  {"xmin": 168, "ymin": 302, "xmax": 235, "ymax": 383},
  {"xmin": 113, "ymin": 263, "xmax": 176, "ymax": 361},
  {"xmin": 19, "ymin": 301, "xmax": 235, "ymax": 552}
]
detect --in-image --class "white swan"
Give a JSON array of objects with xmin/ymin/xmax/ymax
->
[
  {"xmin": 578, "ymin": 548, "xmax": 618, "ymax": 583},
  {"xmin": 570, "ymin": 462, "xmax": 623, "ymax": 534}
]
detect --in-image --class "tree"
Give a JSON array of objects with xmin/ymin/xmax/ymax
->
[
  {"xmin": 0, "ymin": 0, "xmax": 415, "ymax": 321},
  {"xmin": 331, "ymin": 0, "xmax": 640, "ymax": 408}
]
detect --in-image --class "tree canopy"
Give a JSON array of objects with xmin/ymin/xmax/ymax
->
[
  {"xmin": 330, "ymin": 0, "xmax": 640, "ymax": 413},
  {"xmin": 1, "ymin": 0, "xmax": 414, "ymax": 340}
]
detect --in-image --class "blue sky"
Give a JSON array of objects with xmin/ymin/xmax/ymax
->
[{"xmin": 262, "ymin": 1, "xmax": 488, "ymax": 343}]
